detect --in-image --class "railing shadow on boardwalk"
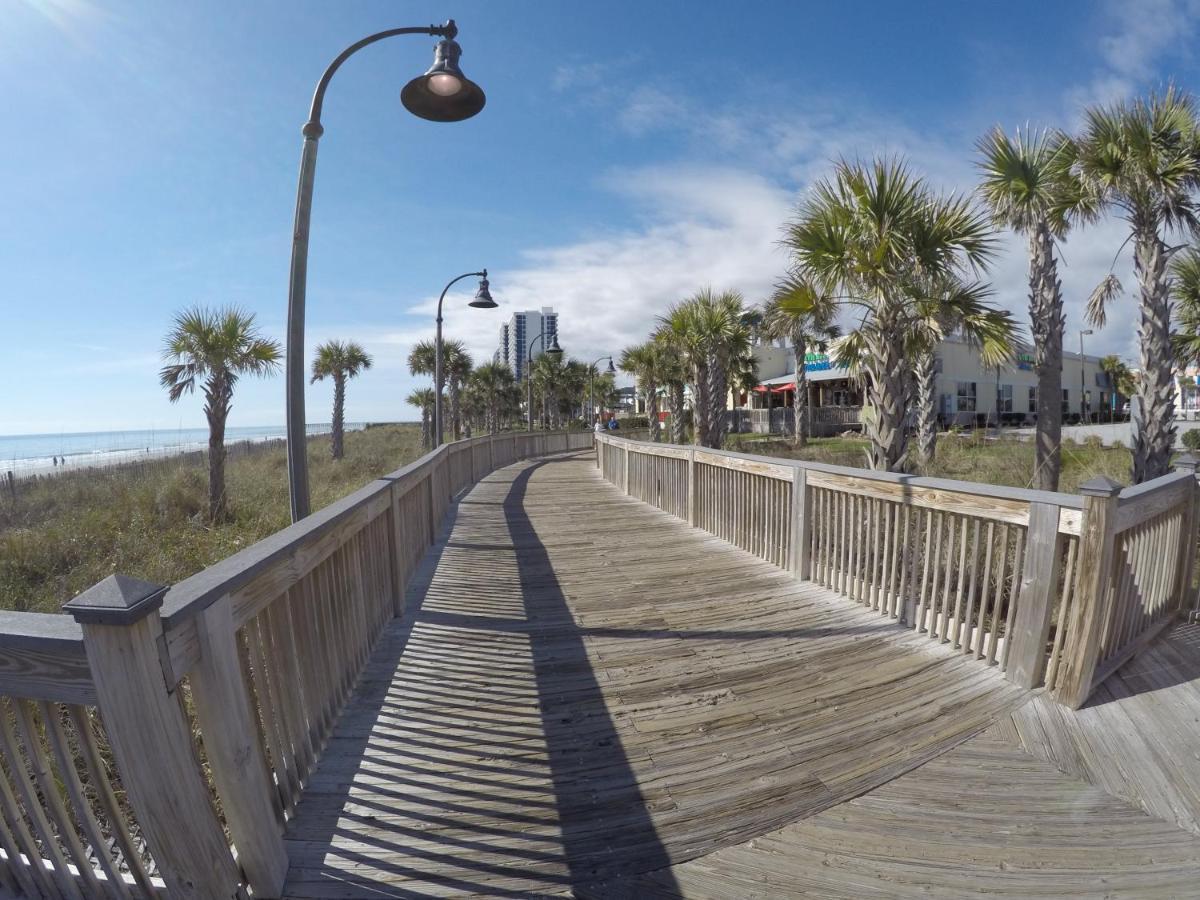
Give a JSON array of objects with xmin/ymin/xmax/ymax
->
[{"xmin": 282, "ymin": 455, "xmax": 680, "ymax": 897}]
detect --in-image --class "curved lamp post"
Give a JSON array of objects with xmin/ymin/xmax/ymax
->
[
  {"xmin": 285, "ymin": 20, "xmax": 485, "ymax": 522},
  {"xmin": 526, "ymin": 331, "xmax": 563, "ymax": 431},
  {"xmin": 434, "ymin": 271, "xmax": 495, "ymax": 449},
  {"xmin": 1079, "ymin": 328, "xmax": 1094, "ymax": 424},
  {"xmin": 589, "ymin": 356, "xmax": 615, "ymax": 425}
]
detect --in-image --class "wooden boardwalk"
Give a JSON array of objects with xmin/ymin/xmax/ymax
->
[{"xmin": 281, "ymin": 451, "xmax": 1200, "ymax": 898}]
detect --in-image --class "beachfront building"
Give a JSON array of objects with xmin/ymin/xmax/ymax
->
[
  {"xmin": 740, "ymin": 333, "xmax": 1115, "ymax": 433},
  {"xmin": 497, "ymin": 307, "xmax": 558, "ymax": 381}
]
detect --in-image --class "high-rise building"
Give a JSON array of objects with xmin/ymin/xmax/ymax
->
[{"xmin": 498, "ymin": 307, "xmax": 557, "ymax": 380}]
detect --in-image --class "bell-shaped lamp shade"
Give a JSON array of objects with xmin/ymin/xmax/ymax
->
[
  {"xmin": 546, "ymin": 336, "xmax": 564, "ymax": 357},
  {"xmin": 469, "ymin": 276, "xmax": 497, "ymax": 309},
  {"xmin": 401, "ymin": 38, "xmax": 486, "ymax": 122},
  {"xmin": 605, "ymin": 359, "xmax": 616, "ymax": 375}
]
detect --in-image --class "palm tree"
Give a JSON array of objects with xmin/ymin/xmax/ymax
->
[
  {"xmin": 785, "ymin": 157, "xmax": 996, "ymax": 471},
  {"xmin": 1076, "ymin": 86, "xmax": 1200, "ymax": 482},
  {"xmin": 760, "ymin": 274, "xmax": 839, "ymax": 446},
  {"xmin": 160, "ymin": 306, "xmax": 281, "ymax": 521},
  {"xmin": 1099, "ymin": 354, "xmax": 1137, "ymax": 418},
  {"xmin": 653, "ymin": 335, "xmax": 690, "ymax": 444},
  {"xmin": 442, "ymin": 339, "xmax": 473, "ymax": 441},
  {"xmin": 619, "ymin": 342, "xmax": 667, "ymax": 441},
  {"xmin": 467, "ymin": 361, "xmax": 518, "ymax": 434},
  {"xmin": 907, "ymin": 279, "xmax": 1016, "ymax": 467},
  {"xmin": 657, "ymin": 288, "xmax": 752, "ymax": 449},
  {"xmin": 310, "ymin": 340, "xmax": 372, "ymax": 461},
  {"xmin": 406, "ymin": 388, "xmax": 435, "ymax": 449},
  {"xmin": 977, "ymin": 126, "xmax": 1096, "ymax": 490}
]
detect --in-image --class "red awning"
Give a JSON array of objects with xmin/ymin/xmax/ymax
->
[
  {"xmin": 752, "ymin": 385, "xmax": 769, "ymax": 393},
  {"xmin": 771, "ymin": 383, "xmax": 795, "ymax": 393}
]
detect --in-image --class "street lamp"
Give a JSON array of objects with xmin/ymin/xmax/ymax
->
[
  {"xmin": 526, "ymin": 331, "xmax": 563, "ymax": 431},
  {"xmin": 1079, "ymin": 329, "xmax": 1094, "ymax": 424},
  {"xmin": 588, "ymin": 356, "xmax": 615, "ymax": 426},
  {"xmin": 433, "ymin": 271, "xmax": 495, "ymax": 449},
  {"xmin": 285, "ymin": 20, "xmax": 486, "ymax": 522}
]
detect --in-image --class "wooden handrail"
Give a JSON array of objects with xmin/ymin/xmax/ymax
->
[{"xmin": 0, "ymin": 429, "xmax": 593, "ymax": 899}]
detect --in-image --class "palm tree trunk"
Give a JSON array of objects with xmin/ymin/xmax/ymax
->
[
  {"xmin": 668, "ymin": 381, "xmax": 686, "ymax": 444},
  {"xmin": 421, "ymin": 407, "xmax": 431, "ymax": 450},
  {"xmin": 792, "ymin": 330, "xmax": 808, "ymax": 446},
  {"xmin": 331, "ymin": 374, "xmax": 346, "ymax": 460},
  {"xmin": 646, "ymin": 379, "xmax": 660, "ymax": 442},
  {"xmin": 1030, "ymin": 222, "xmax": 1064, "ymax": 491},
  {"xmin": 204, "ymin": 375, "xmax": 229, "ymax": 522},
  {"xmin": 450, "ymin": 378, "xmax": 462, "ymax": 441},
  {"xmin": 692, "ymin": 363, "xmax": 710, "ymax": 446},
  {"xmin": 863, "ymin": 325, "xmax": 909, "ymax": 472},
  {"xmin": 913, "ymin": 350, "xmax": 938, "ymax": 469},
  {"xmin": 705, "ymin": 354, "xmax": 726, "ymax": 449},
  {"xmin": 1133, "ymin": 225, "xmax": 1176, "ymax": 483}
]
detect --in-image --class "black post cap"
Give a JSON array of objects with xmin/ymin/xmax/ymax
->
[{"xmin": 63, "ymin": 574, "xmax": 169, "ymax": 625}]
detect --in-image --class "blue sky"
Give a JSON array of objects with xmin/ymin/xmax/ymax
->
[{"xmin": 3, "ymin": 0, "xmax": 1199, "ymax": 434}]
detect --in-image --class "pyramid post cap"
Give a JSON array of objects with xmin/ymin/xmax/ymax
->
[
  {"xmin": 1078, "ymin": 475, "xmax": 1125, "ymax": 498},
  {"xmin": 1175, "ymin": 452, "xmax": 1200, "ymax": 474},
  {"xmin": 62, "ymin": 574, "xmax": 168, "ymax": 625}
]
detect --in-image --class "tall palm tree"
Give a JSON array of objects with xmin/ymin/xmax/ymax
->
[
  {"xmin": 160, "ymin": 306, "xmax": 281, "ymax": 521},
  {"xmin": 785, "ymin": 157, "xmax": 996, "ymax": 471},
  {"xmin": 657, "ymin": 288, "xmax": 752, "ymax": 449},
  {"xmin": 467, "ymin": 361, "xmax": 518, "ymax": 434},
  {"xmin": 310, "ymin": 340, "xmax": 372, "ymax": 461},
  {"xmin": 1076, "ymin": 86, "xmax": 1200, "ymax": 482},
  {"xmin": 977, "ymin": 126, "xmax": 1096, "ymax": 490},
  {"xmin": 442, "ymin": 340, "xmax": 473, "ymax": 441},
  {"xmin": 760, "ymin": 274, "xmax": 840, "ymax": 446},
  {"xmin": 619, "ymin": 342, "xmax": 667, "ymax": 442},
  {"xmin": 406, "ymin": 388, "xmax": 435, "ymax": 449}
]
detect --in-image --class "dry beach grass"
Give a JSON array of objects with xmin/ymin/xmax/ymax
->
[{"xmin": 0, "ymin": 424, "xmax": 425, "ymax": 614}]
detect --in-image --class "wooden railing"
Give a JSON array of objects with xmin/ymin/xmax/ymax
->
[
  {"xmin": 595, "ymin": 434, "xmax": 1200, "ymax": 711},
  {"xmin": 0, "ymin": 430, "xmax": 590, "ymax": 899}
]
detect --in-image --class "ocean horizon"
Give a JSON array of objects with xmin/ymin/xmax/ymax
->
[{"xmin": 0, "ymin": 423, "xmax": 369, "ymax": 478}]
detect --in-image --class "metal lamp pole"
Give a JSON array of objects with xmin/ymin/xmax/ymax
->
[
  {"xmin": 433, "ymin": 271, "xmax": 495, "ymax": 448},
  {"xmin": 1079, "ymin": 329, "xmax": 1094, "ymax": 424},
  {"xmin": 588, "ymin": 356, "xmax": 614, "ymax": 425},
  {"xmin": 526, "ymin": 331, "xmax": 563, "ymax": 431},
  {"xmin": 284, "ymin": 20, "xmax": 486, "ymax": 521}
]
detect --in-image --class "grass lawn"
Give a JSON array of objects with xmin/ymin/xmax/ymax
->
[
  {"xmin": 724, "ymin": 430, "xmax": 1134, "ymax": 494},
  {"xmin": 0, "ymin": 425, "xmax": 426, "ymax": 614}
]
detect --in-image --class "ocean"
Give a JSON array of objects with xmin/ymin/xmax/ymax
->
[{"xmin": 0, "ymin": 424, "xmax": 361, "ymax": 479}]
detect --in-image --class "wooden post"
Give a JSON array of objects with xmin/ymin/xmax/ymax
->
[
  {"xmin": 189, "ymin": 596, "xmax": 289, "ymax": 896},
  {"xmin": 623, "ymin": 444, "xmax": 631, "ymax": 495},
  {"xmin": 489, "ymin": 433, "xmax": 496, "ymax": 473},
  {"xmin": 63, "ymin": 575, "xmax": 241, "ymax": 899},
  {"xmin": 789, "ymin": 467, "xmax": 811, "ymax": 578},
  {"xmin": 1173, "ymin": 453, "xmax": 1200, "ymax": 620},
  {"xmin": 1053, "ymin": 477, "xmax": 1122, "ymax": 709},
  {"xmin": 1005, "ymin": 501, "xmax": 1063, "ymax": 689},
  {"xmin": 387, "ymin": 480, "xmax": 407, "ymax": 616},
  {"xmin": 687, "ymin": 448, "xmax": 697, "ymax": 525}
]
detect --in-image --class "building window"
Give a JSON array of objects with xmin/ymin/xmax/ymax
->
[
  {"xmin": 1028, "ymin": 386, "xmax": 1037, "ymax": 412},
  {"xmin": 1062, "ymin": 388, "xmax": 1070, "ymax": 415},
  {"xmin": 998, "ymin": 384, "xmax": 1013, "ymax": 413},
  {"xmin": 956, "ymin": 382, "xmax": 977, "ymax": 412}
]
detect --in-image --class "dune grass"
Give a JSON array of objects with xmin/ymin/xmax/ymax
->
[
  {"xmin": 0, "ymin": 425, "xmax": 426, "ymax": 614},
  {"xmin": 724, "ymin": 430, "xmax": 1134, "ymax": 494}
]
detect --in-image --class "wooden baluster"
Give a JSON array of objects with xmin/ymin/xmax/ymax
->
[
  {"xmin": 1053, "ymin": 477, "xmax": 1123, "ymax": 709},
  {"xmin": 790, "ymin": 467, "xmax": 811, "ymax": 578},
  {"xmin": 63, "ymin": 575, "xmax": 241, "ymax": 900},
  {"xmin": 189, "ymin": 596, "xmax": 289, "ymax": 896},
  {"xmin": 1174, "ymin": 454, "xmax": 1200, "ymax": 618}
]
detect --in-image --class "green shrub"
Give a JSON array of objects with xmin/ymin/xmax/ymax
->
[{"xmin": 1183, "ymin": 430, "xmax": 1200, "ymax": 451}]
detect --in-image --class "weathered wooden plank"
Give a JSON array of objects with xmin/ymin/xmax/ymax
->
[
  {"xmin": 0, "ymin": 612, "xmax": 94, "ymax": 705},
  {"xmin": 1006, "ymin": 501, "xmax": 1063, "ymax": 689}
]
